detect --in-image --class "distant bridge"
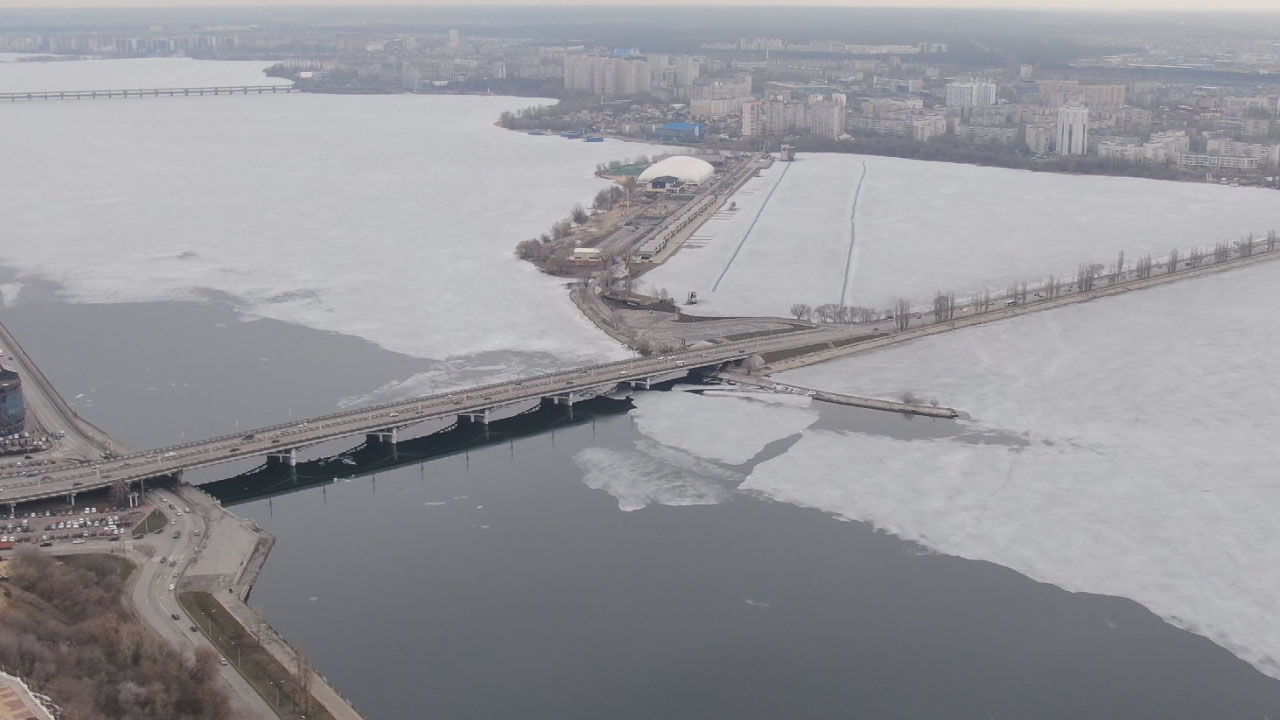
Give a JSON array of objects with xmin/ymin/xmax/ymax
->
[{"xmin": 0, "ymin": 85, "xmax": 297, "ymax": 102}]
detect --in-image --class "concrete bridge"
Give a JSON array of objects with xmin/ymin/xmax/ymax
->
[
  {"xmin": 0, "ymin": 85, "xmax": 297, "ymax": 102},
  {"xmin": 0, "ymin": 324, "xmax": 870, "ymax": 508}
]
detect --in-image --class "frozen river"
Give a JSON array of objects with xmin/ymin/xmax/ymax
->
[
  {"xmin": 0, "ymin": 60, "xmax": 663, "ymax": 400},
  {"xmin": 6, "ymin": 57, "xmax": 1280, "ymax": 717},
  {"xmin": 766, "ymin": 258, "xmax": 1280, "ymax": 684},
  {"xmin": 642, "ymin": 153, "xmax": 1280, "ymax": 317}
]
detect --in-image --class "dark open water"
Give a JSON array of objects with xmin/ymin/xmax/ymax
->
[{"xmin": 5, "ymin": 293, "xmax": 1280, "ymax": 720}]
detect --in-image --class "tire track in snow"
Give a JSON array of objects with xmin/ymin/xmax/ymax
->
[
  {"xmin": 838, "ymin": 161, "xmax": 869, "ymax": 307},
  {"xmin": 711, "ymin": 159, "xmax": 793, "ymax": 292}
]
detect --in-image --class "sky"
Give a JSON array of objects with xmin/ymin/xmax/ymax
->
[{"xmin": 0, "ymin": 0, "xmax": 1275, "ymax": 11}]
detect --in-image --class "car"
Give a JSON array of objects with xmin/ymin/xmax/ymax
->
[
  {"xmin": 168, "ymin": 584, "xmax": 175, "ymax": 591},
  {"xmin": 190, "ymin": 626, "xmax": 199, "ymax": 632},
  {"xmin": 184, "ymin": 507, "xmax": 190, "ymax": 513},
  {"xmin": 220, "ymin": 658, "xmax": 228, "ymax": 666},
  {"xmin": 164, "ymin": 451, "xmax": 175, "ymax": 457},
  {"xmin": 175, "ymin": 511, "xmax": 182, "ymax": 516},
  {"xmin": 171, "ymin": 613, "xmax": 181, "ymax": 621},
  {"xmin": 170, "ymin": 520, "xmax": 176, "ymax": 525},
  {"xmin": 389, "ymin": 411, "xmax": 399, "ymax": 417}
]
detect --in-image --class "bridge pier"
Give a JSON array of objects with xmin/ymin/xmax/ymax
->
[
  {"xmin": 458, "ymin": 408, "xmax": 491, "ymax": 425},
  {"xmin": 366, "ymin": 427, "xmax": 399, "ymax": 445},
  {"xmin": 267, "ymin": 448, "xmax": 298, "ymax": 467},
  {"xmin": 620, "ymin": 376, "xmax": 657, "ymax": 390}
]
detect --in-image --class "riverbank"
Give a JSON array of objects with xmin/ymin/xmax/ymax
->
[{"xmin": 175, "ymin": 483, "xmax": 368, "ymax": 720}]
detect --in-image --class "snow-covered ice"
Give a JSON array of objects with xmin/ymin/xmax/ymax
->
[
  {"xmin": 0, "ymin": 77, "xmax": 663, "ymax": 385},
  {"xmin": 574, "ymin": 441, "xmax": 740, "ymax": 512},
  {"xmin": 643, "ymin": 152, "xmax": 1280, "ymax": 317},
  {"xmin": 0, "ymin": 57, "xmax": 288, "ymax": 91},
  {"xmin": 630, "ymin": 388, "xmax": 818, "ymax": 465},
  {"xmin": 747, "ymin": 259, "xmax": 1280, "ymax": 681}
]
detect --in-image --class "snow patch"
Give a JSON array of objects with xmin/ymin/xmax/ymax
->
[
  {"xmin": 573, "ymin": 440, "xmax": 739, "ymax": 512},
  {"xmin": 631, "ymin": 390, "xmax": 819, "ymax": 465}
]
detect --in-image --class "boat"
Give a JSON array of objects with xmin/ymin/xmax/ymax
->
[
  {"xmin": 527, "ymin": 130, "xmax": 546, "ymax": 136},
  {"xmin": 584, "ymin": 136, "xmax": 604, "ymax": 142}
]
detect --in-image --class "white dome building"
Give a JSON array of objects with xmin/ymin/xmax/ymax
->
[{"xmin": 637, "ymin": 155, "xmax": 715, "ymax": 187}]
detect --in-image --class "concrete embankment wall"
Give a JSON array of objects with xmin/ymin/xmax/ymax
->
[{"xmin": 719, "ymin": 372, "xmax": 960, "ymax": 418}]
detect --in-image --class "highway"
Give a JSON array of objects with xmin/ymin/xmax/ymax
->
[
  {"xmin": 0, "ymin": 317, "xmax": 123, "ymax": 463},
  {"xmin": 0, "ymin": 325, "xmax": 870, "ymax": 504}
]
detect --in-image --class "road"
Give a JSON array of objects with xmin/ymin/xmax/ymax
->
[
  {"xmin": 0, "ymin": 326, "xmax": 875, "ymax": 504},
  {"xmin": 56, "ymin": 488, "xmax": 276, "ymax": 719},
  {"xmin": 0, "ymin": 316, "xmax": 123, "ymax": 464}
]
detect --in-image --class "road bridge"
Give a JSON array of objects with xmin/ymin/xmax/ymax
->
[
  {"xmin": 0, "ymin": 85, "xmax": 296, "ymax": 102},
  {"xmin": 0, "ymin": 325, "xmax": 867, "ymax": 507}
]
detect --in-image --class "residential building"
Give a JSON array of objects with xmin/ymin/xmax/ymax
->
[
  {"xmin": 1056, "ymin": 104, "xmax": 1089, "ymax": 155},
  {"xmin": 849, "ymin": 111, "xmax": 947, "ymax": 142},
  {"xmin": 1206, "ymin": 138, "xmax": 1280, "ymax": 166},
  {"xmin": 1178, "ymin": 154, "xmax": 1260, "ymax": 170},
  {"xmin": 1025, "ymin": 123, "xmax": 1053, "ymax": 154},
  {"xmin": 741, "ymin": 99, "xmax": 764, "ymax": 136},
  {"xmin": 945, "ymin": 81, "xmax": 997, "ymax": 107},
  {"xmin": 955, "ymin": 123, "xmax": 1018, "ymax": 144}
]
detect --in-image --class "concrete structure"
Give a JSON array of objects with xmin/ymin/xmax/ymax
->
[
  {"xmin": 563, "ymin": 55, "xmax": 652, "ymax": 96},
  {"xmin": 1097, "ymin": 130, "xmax": 1187, "ymax": 164},
  {"xmin": 1206, "ymin": 138, "xmax": 1280, "ymax": 166},
  {"xmin": 1038, "ymin": 80, "xmax": 1126, "ymax": 108},
  {"xmin": 0, "ymin": 671, "xmax": 54, "ymax": 720},
  {"xmin": 1025, "ymin": 123, "xmax": 1053, "ymax": 154},
  {"xmin": 0, "ymin": 369, "xmax": 23, "ymax": 437},
  {"xmin": 954, "ymin": 123, "xmax": 1018, "ymax": 144},
  {"xmin": 741, "ymin": 98, "xmax": 764, "ymax": 136},
  {"xmin": 945, "ymin": 81, "xmax": 997, "ymax": 108},
  {"xmin": 1178, "ymin": 153, "xmax": 1260, "ymax": 170},
  {"xmin": 848, "ymin": 111, "xmax": 947, "ymax": 142},
  {"xmin": 1056, "ymin": 104, "xmax": 1089, "ymax": 156}
]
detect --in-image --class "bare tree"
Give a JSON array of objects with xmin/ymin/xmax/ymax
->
[
  {"xmin": 1239, "ymin": 232, "xmax": 1255, "ymax": 257},
  {"xmin": 1076, "ymin": 263, "xmax": 1102, "ymax": 292},
  {"xmin": 814, "ymin": 303, "xmax": 840, "ymax": 323},
  {"xmin": 1114, "ymin": 250, "xmax": 1125, "ymax": 284},
  {"xmin": 1167, "ymin": 248, "xmax": 1180, "ymax": 274},
  {"xmin": 1213, "ymin": 241, "xmax": 1231, "ymax": 263},
  {"xmin": 1134, "ymin": 255, "xmax": 1153, "ymax": 280},
  {"xmin": 293, "ymin": 649, "xmax": 313, "ymax": 715},
  {"xmin": 1189, "ymin": 246, "xmax": 1205, "ymax": 268},
  {"xmin": 893, "ymin": 298, "xmax": 912, "ymax": 331},
  {"xmin": 932, "ymin": 291, "xmax": 955, "ymax": 322},
  {"xmin": 1268, "ymin": 230, "xmax": 1277, "ymax": 252},
  {"xmin": 789, "ymin": 303, "xmax": 812, "ymax": 321},
  {"xmin": 571, "ymin": 204, "xmax": 589, "ymax": 224}
]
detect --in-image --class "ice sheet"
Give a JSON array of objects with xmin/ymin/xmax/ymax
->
[
  {"xmin": 574, "ymin": 440, "xmax": 739, "ymax": 512},
  {"xmin": 631, "ymin": 389, "xmax": 818, "ymax": 465},
  {"xmin": 644, "ymin": 152, "xmax": 1280, "ymax": 317},
  {"xmin": 0, "ymin": 89, "xmax": 663, "ymax": 373},
  {"xmin": 758, "ymin": 259, "xmax": 1280, "ymax": 680}
]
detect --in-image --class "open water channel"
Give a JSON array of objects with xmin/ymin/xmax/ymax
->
[{"xmin": 6, "ymin": 295, "xmax": 1280, "ymax": 719}]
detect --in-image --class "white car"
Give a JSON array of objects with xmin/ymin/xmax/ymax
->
[{"xmin": 168, "ymin": 584, "xmax": 175, "ymax": 591}]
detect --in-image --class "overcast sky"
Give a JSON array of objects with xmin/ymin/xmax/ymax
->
[{"xmin": 0, "ymin": 0, "xmax": 1276, "ymax": 10}]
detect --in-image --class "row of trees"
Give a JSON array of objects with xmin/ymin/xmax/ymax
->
[
  {"xmin": 791, "ymin": 230, "xmax": 1279, "ymax": 327},
  {"xmin": 0, "ymin": 550, "xmax": 232, "ymax": 720}
]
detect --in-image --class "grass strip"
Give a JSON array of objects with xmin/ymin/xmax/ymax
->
[{"xmin": 179, "ymin": 591, "xmax": 335, "ymax": 720}]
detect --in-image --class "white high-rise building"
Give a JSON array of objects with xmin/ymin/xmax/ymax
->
[
  {"xmin": 741, "ymin": 99, "xmax": 764, "ymax": 136},
  {"xmin": 448, "ymin": 29, "xmax": 460, "ymax": 47},
  {"xmin": 945, "ymin": 82, "xmax": 997, "ymax": 107},
  {"xmin": 1056, "ymin": 104, "xmax": 1089, "ymax": 155}
]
